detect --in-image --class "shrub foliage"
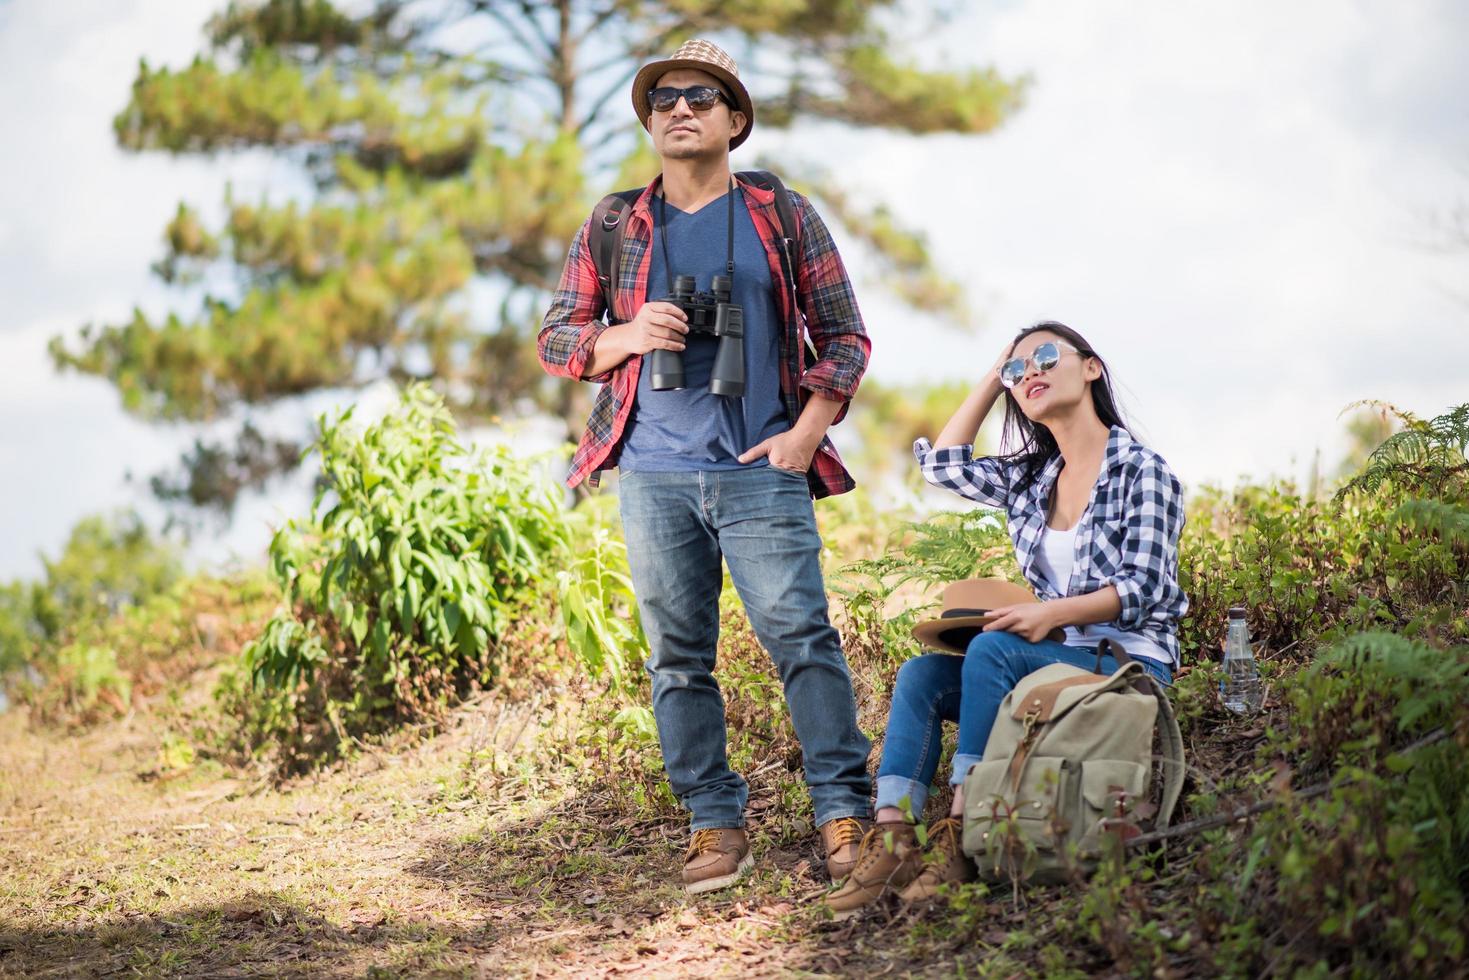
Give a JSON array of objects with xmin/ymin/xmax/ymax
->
[{"xmin": 235, "ymin": 385, "xmax": 574, "ymax": 768}]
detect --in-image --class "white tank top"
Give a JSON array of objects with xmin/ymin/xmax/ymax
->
[{"xmin": 1033, "ymin": 524, "xmax": 1173, "ymax": 666}]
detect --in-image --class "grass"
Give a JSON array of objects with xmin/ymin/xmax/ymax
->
[{"xmin": 1, "ymin": 655, "xmax": 1007, "ymax": 978}]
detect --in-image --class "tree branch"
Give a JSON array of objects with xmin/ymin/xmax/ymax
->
[
  {"xmin": 576, "ymin": 61, "xmax": 643, "ymax": 137},
  {"xmin": 574, "ymin": 3, "xmax": 622, "ymax": 47},
  {"xmin": 581, "ymin": 116, "xmax": 636, "ymax": 155},
  {"xmin": 469, "ymin": 0, "xmax": 553, "ymax": 62},
  {"xmin": 518, "ymin": 0, "xmax": 557, "ymax": 54}
]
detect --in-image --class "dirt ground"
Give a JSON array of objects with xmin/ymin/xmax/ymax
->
[{"xmin": 0, "ymin": 682, "xmax": 1017, "ymax": 979}]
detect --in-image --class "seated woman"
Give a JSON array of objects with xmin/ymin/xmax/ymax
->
[{"xmin": 827, "ymin": 321, "xmax": 1187, "ymax": 917}]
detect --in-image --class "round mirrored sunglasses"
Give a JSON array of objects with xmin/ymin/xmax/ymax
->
[{"xmin": 999, "ymin": 341, "xmax": 1084, "ymax": 389}]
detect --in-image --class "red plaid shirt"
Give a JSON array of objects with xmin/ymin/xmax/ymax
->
[{"xmin": 537, "ymin": 174, "xmax": 870, "ymax": 498}]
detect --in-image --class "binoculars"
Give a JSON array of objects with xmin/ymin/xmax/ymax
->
[{"xmin": 649, "ymin": 274, "xmax": 745, "ymax": 397}]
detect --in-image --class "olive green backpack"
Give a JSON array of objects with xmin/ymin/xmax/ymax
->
[{"xmin": 960, "ymin": 649, "xmax": 1185, "ymax": 884}]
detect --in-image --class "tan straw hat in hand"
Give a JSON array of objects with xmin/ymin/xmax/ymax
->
[
  {"xmin": 631, "ymin": 39, "xmax": 755, "ymax": 149},
  {"xmin": 911, "ymin": 579, "xmax": 1066, "ymax": 655}
]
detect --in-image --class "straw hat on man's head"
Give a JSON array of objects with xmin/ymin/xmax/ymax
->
[
  {"xmin": 631, "ymin": 39, "xmax": 754, "ymax": 150},
  {"xmin": 911, "ymin": 579, "xmax": 1066, "ymax": 655}
]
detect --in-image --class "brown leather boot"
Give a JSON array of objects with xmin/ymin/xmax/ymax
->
[
  {"xmin": 682, "ymin": 827, "xmax": 753, "ymax": 895},
  {"xmin": 823, "ymin": 821, "xmax": 921, "ymax": 919},
  {"xmin": 818, "ymin": 816, "xmax": 870, "ymax": 881},
  {"xmin": 898, "ymin": 817, "xmax": 975, "ymax": 902}
]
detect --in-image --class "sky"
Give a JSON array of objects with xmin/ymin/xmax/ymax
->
[{"xmin": 1, "ymin": 0, "xmax": 1466, "ymax": 579}]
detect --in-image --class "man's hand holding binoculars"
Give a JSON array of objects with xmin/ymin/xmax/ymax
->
[
  {"xmin": 586, "ymin": 301, "xmax": 688, "ymax": 377},
  {"xmin": 621, "ymin": 301, "xmax": 690, "ymax": 355}
]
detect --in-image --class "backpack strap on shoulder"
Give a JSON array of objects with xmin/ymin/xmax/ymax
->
[
  {"xmin": 736, "ymin": 170, "xmax": 800, "ymax": 254},
  {"xmin": 736, "ymin": 169, "xmax": 818, "ymax": 370},
  {"xmin": 589, "ymin": 188, "xmax": 642, "ymax": 324}
]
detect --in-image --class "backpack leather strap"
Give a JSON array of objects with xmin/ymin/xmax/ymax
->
[
  {"xmin": 1097, "ymin": 638, "xmax": 1151, "ymax": 694},
  {"xmin": 1146, "ymin": 673, "xmax": 1187, "ymax": 829},
  {"xmin": 1097, "ymin": 639, "xmax": 1186, "ymax": 828},
  {"xmin": 589, "ymin": 188, "xmax": 641, "ymax": 323}
]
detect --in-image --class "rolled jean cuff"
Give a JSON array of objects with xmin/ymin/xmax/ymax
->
[
  {"xmin": 874, "ymin": 775, "xmax": 928, "ymax": 818},
  {"xmin": 948, "ymin": 753, "xmax": 983, "ymax": 787}
]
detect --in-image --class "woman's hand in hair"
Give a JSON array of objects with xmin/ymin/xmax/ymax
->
[
  {"xmin": 986, "ymin": 343, "xmax": 1012, "ymax": 386},
  {"xmin": 984, "ymin": 602, "xmax": 1063, "ymax": 644}
]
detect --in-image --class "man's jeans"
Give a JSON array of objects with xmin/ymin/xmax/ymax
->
[
  {"xmin": 618, "ymin": 465, "xmax": 873, "ymax": 831},
  {"xmin": 874, "ymin": 630, "xmax": 1173, "ymax": 817}
]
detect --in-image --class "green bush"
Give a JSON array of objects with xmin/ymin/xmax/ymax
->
[
  {"xmin": 15, "ymin": 573, "xmax": 275, "ymax": 727},
  {"xmin": 32, "ymin": 643, "xmax": 132, "ymax": 725},
  {"xmin": 0, "ymin": 581, "xmax": 39, "ymax": 676},
  {"xmin": 31, "ymin": 511, "xmax": 181, "ymax": 631},
  {"xmin": 233, "ymin": 384, "xmax": 574, "ymax": 769},
  {"xmin": 1157, "ymin": 631, "xmax": 1469, "ymax": 977},
  {"xmin": 3, "ymin": 510, "xmax": 182, "ymax": 721}
]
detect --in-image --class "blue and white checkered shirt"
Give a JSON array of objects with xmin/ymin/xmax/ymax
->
[{"xmin": 914, "ymin": 426, "xmax": 1188, "ymax": 665}]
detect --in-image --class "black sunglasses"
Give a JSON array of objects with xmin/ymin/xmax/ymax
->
[{"xmin": 648, "ymin": 85, "xmax": 728, "ymax": 113}]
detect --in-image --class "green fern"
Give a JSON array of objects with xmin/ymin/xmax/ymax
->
[
  {"xmin": 839, "ymin": 509, "xmax": 1018, "ymax": 591},
  {"xmin": 1337, "ymin": 401, "xmax": 1469, "ymax": 499},
  {"xmin": 1301, "ymin": 630, "xmax": 1469, "ymax": 745},
  {"xmin": 831, "ymin": 509, "xmax": 1020, "ymax": 665},
  {"xmin": 1427, "ymin": 401, "xmax": 1469, "ymax": 446}
]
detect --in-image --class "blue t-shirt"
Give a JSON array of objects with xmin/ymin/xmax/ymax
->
[{"xmin": 617, "ymin": 191, "xmax": 789, "ymax": 472}]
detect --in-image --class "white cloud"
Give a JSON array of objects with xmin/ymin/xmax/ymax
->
[{"xmin": 764, "ymin": 0, "xmax": 1469, "ymax": 487}]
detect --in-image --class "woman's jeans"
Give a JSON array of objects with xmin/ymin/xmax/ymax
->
[
  {"xmin": 874, "ymin": 631, "xmax": 1173, "ymax": 817},
  {"xmin": 618, "ymin": 465, "xmax": 873, "ymax": 831}
]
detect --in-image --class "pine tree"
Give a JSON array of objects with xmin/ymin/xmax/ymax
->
[{"xmin": 50, "ymin": 0, "xmax": 1025, "ymax": 514}]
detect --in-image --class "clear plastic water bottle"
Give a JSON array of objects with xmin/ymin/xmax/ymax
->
[{"xmin": 1219, "ymin": 606, "xmax": 1263, "ymax": 714}]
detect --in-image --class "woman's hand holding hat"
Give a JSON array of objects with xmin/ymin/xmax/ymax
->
[
  {"xmin": 983, "ymin": 601, "xmax": 1064, "ymax": 644},
  {"xmin": 911, "ymin": 578, "xmax": 1066, "ymax": 653}
]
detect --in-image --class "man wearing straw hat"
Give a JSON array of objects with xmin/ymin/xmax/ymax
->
[{"xmin": 538, "ymin": 39, "xmax": 874, "ymax": 893}]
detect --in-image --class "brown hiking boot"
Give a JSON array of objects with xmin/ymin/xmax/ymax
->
[
  {"xmin": 682, "ymin": 827, "xmax": 753, "ymax": 895},
  {"xmin": 898, "ymin": 817, "xmax": 975, "ymax": 903},
  {"xmin": 823, "ymin": 821, "xmax": 921, "ymax": 919},
  {"xmin": 819, "ymin": 816, "xmax": 870, "ymax": 881}
]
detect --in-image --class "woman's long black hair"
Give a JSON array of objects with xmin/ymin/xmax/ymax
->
[{"xmin": 999, "ymin": 321, "xmax": 1128, "ymax": 493}]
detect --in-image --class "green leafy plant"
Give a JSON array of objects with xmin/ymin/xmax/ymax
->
[
  {"xmin": 237, "ymin": 384, "xmax": 573, "ymax": 769},
  {"xmin": 4, "ymin": 510, "xmax": 184, "ymax": 723},
  {"xmin": 31, "ymin": 642, "xmax": 132, "ymax": 725},
  {"xmin": 556, "ymin": 495, "xmax": 645, "ymax": 696}
]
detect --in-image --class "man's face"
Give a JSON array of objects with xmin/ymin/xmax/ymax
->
[{"xmin": 648, "ymin": 68, "xmax": 745, "ymax": 161}]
